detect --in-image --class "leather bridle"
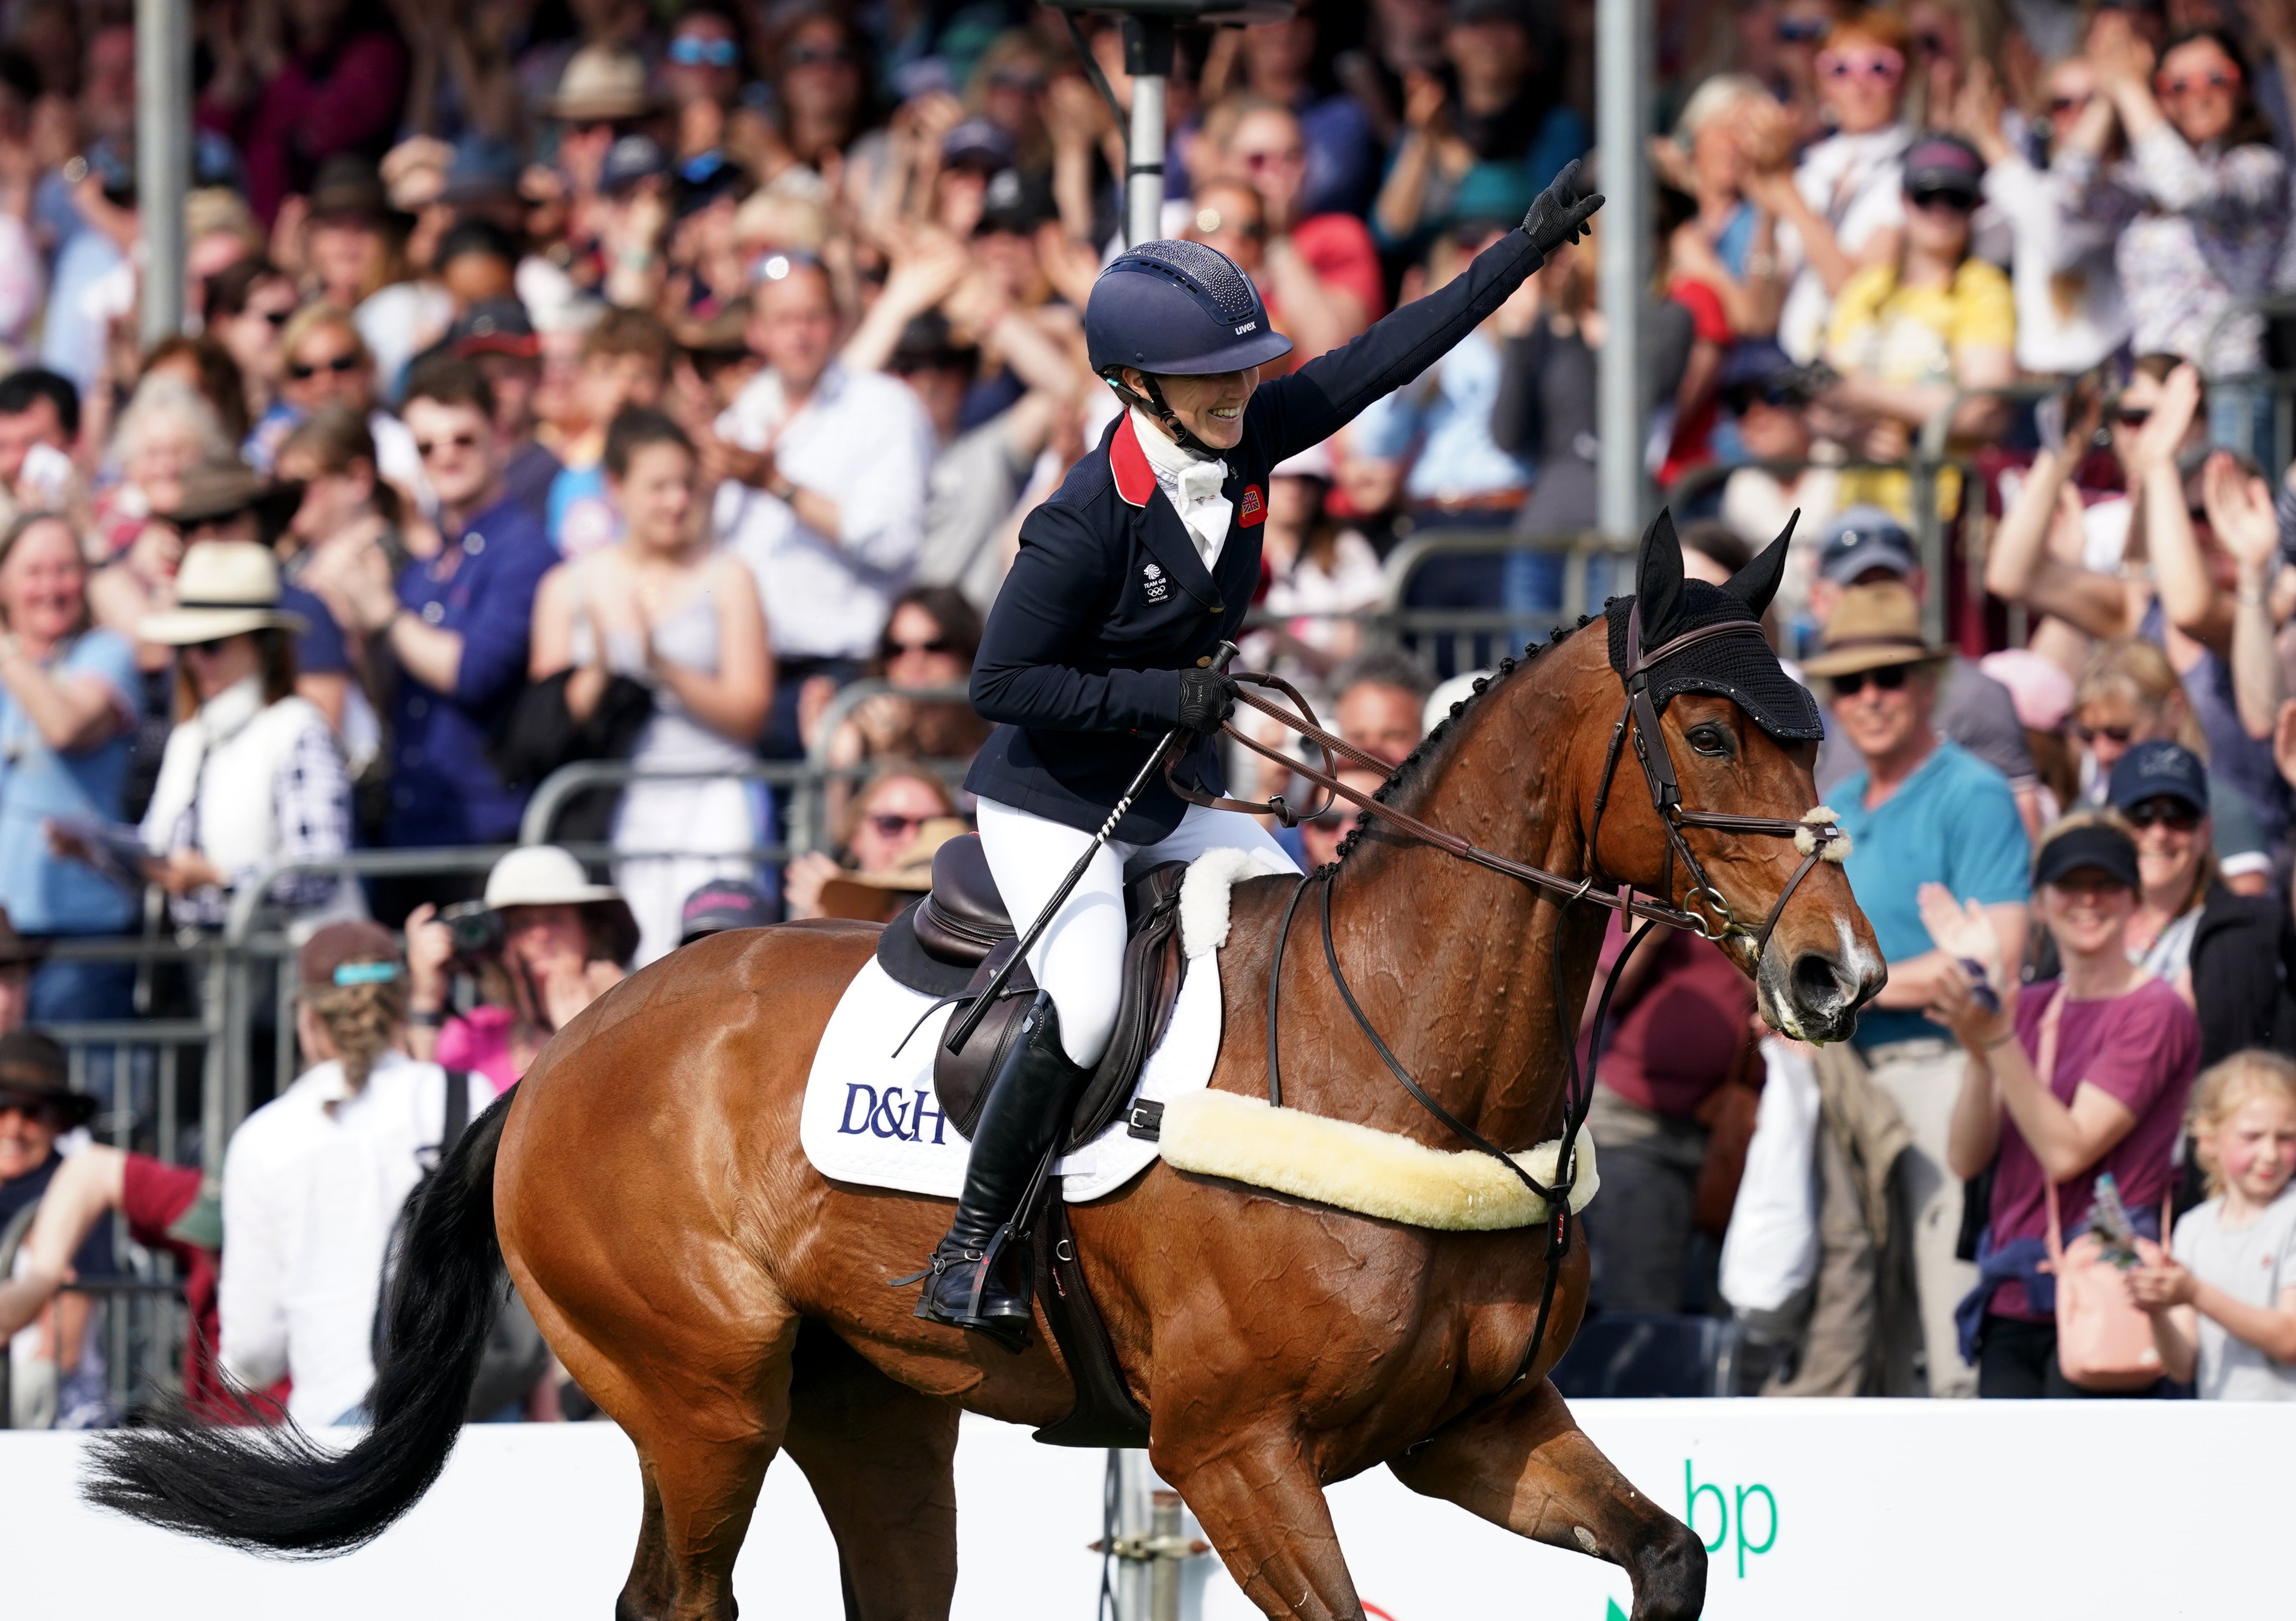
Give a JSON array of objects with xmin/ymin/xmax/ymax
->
[{"xmin": 1168, "ymin": 615, "xmax": 1849, "ymax": 1431}]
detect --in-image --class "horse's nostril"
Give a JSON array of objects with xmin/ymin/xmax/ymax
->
[{"xmin": 1792, "ymin": 952, "xmax": 1844, "ymax": 1008}]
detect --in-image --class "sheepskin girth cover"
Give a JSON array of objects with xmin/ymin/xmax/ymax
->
[{"xmin": 1156, "ymin": 1089, "xmax": 1600, "ymax": 1230}]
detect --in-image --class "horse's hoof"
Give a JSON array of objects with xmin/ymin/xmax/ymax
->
[{"xmin": 1628, "ymin": 1517, "xmax": 1707, "ymax": 1621}]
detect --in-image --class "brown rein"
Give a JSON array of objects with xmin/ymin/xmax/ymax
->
[{"xmin": 1171, "ymin": 617, "xmax": 1846, "ymax": 950}]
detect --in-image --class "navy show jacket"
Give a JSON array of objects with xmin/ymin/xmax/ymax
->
[{"xmin": 966, "ymin": 224, "xmax": 1550, "ymax": 843}]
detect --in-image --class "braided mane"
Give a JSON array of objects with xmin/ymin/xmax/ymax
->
[{"xmin": 1334, "ymin": 612, "xmax": 1602, "ymax": 865}]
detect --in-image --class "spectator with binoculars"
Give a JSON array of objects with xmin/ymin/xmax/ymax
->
[{"xmin": 404, "ymin": 845, "xmax": 638, "ymax": 1093}]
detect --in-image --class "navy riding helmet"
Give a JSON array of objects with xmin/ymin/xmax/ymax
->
[{"xmin": 1085, "ymin": 239, "xmax": 1295, "ymax": 450}]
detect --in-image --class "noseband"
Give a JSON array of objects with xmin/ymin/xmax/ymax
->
[{"xmin": 1172, "ymin": 619, "xmax": 1848, "ymax": 1434}]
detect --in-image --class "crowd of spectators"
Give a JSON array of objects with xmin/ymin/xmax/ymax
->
[{"xmin": 12, "ymin": 0, "xmax": 2296, "ymax": 1424}]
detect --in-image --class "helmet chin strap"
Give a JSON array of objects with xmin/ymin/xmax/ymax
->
[{"xmin": 1104, "ymin": 369, "xmax": 1222, "ymax": 459}]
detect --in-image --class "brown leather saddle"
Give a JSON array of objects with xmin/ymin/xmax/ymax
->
[
  {"xmin": 876, "ymin": 832, "xmax": 1189, "ymax": 1154},
  {"xmin": 872, "ymin": 831, "xmax": 1180, "ymax": 1446}
]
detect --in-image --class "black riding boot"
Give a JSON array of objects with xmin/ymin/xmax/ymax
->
[{"xmin": 911, "ymin": 992, "xmax": 1091, "ymax": 1351}]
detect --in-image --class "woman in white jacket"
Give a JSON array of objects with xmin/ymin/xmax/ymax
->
[{"xmin": 134, "ymin": 541, "xmax": 355, "ymax": 928}]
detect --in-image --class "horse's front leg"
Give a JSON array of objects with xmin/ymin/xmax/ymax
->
[
  {"xmin": 1153, "ymin": 1423, "xmax": 1366, "ymax": 1621},
  {"xmin": 1388, "ymin": 1378, "xmax": 1705, "ymax": 1621}
]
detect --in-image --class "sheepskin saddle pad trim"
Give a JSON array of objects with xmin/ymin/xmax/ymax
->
[{"xmin": 1156, "ymin": 1089, "xmax": 1600, "ymax": 1231}]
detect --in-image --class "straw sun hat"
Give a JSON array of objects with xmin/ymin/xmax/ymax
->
[
  {"xmin": 137, "ymin": 542, "xmax": 308, "ymax": 646},
  {"xmin": 1799, "ymin": 582, "xmax": 1949, "ymax": 681}
]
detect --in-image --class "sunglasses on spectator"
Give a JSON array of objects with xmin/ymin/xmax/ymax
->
[
  {"xmin": 669, "ymin": 36, "xmax": 740, "ymax": 67},
  {"xmin": 0, "ymin": 1089, "xmax": 61, "ymax": 1123},
  {"xmin": 259, "ymin": 308, "xmax": 294, "ymax": 329},
  {"xmin": 1775, "ymin": 16, "xmax": 1830, "ymax": 41},
  {"xmin": 1914, "ymin": 29, "xmax": 1947, "ymax": 55},
  {"xmin": 866, "ymin": 812, "xmax": 931, "ymax": 840},
  {"xmin": 1907, "ymin": 187, "xmax": 1975, "ymax": 214},
  {"xmin": 415, "ymin": 432, "xmax": 482, "ymax": 460},
  {"xmin": 1239, "ymin": 148, "xmax": 1304, "ymax": 170},
  {"xmin": 989, "ymin": 69, "xmax": 1047, "ymax": 93},
  {"xmin": 2048, "ymin": 91, "xmax": 2096, "ymax": 115},
  {"xmin": 2124, "ymin": 798, "xmax": 2203, "ymax": 833},
  {"xmin": 787, "ymin": 43, "xmax": 852, "ymax": 68},
  {"xmin": 887, "ymin": 636, "xmax": 954, "ymax": 657},
  {"xmin": 184, "ymin": 637, "xmax": 236, "ymax": 657},
  {"xmin": 2159, "ymin": 71, "xmax": 2237, "ymax": 96},
  {"xmin": 2070, "ymin": 720, "xmax": 2133, "ymax": 744},
  {"xmin": 288, "ymin": 353, "xmax": 360, "ymax": 380},
  {"xmin": 1826, "ymin": 663, "xmax": 1915, "ymax": 698},
  {"xmin": 1816, "ymin": 48, "xmax": 1903, "ymax": 82}
]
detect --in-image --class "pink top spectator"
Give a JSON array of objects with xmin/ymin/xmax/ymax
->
[
  {"xmin": 1986, "ymin": 976, "xmax": 2200, "ymax": 1320},
  {"xmin": 436, "ymin": 1005, "xmax": 520, "ymax": 1096}
]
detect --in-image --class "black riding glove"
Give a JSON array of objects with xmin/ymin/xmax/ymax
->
[
  {"xmin": 1174, "ymin": 667, "xmax": 1237, "ymax": 734},
  {"xmin": 1521, "ymin": 158, "xmax": 1604, "ymax": 258}
]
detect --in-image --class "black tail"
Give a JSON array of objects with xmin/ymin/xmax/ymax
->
[{"xmin": 82, "ymin": 1086, "xmax": 521, "ymax": 1556}]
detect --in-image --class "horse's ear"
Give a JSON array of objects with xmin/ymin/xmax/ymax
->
[
  {"xmin": 1635, "ymin": 508, "xmax": 1685, "ymax": 634},
  {"xmin": 1724, "ymin": 509, "xmax": 1797, "ymax": 617}
]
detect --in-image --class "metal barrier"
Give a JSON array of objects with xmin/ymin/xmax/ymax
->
[{"xmin": 0, "ymin": 1192, "xmax": 191, "ymax": 1429}]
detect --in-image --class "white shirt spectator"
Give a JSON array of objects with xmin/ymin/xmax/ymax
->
[
  {"xmin": 714, "ymin": 361, "xmax": 932, "ymax": 661},
  {"xmin": 2173, "ymin": 1183, "xmax": 2296, "ymax": 1400},
  {"xmin": 218, "ymin": 1050, "xmax": 491, "ymax": 1429},
  {"xmin": 1777, "ymin": 127, "xmax": 1910, "ymax": 364},
  {"xmin": 1981, "ymin": 150, "xmax": 2130, "ymax": 376}
]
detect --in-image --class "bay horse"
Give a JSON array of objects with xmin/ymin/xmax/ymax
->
[{"xmin": 86, "ymin": 518, "xmax": 1883, "ymax": 1621}]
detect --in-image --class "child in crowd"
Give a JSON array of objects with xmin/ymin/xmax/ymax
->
[
  {"xmin": 2128, "ymin": 1051, "xmax": 2296, "ymax": 1398},
  {"xmin": 543, "ymin": 310, "xmax": 674, "ymax": 557}
]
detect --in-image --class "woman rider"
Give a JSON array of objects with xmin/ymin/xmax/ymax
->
[{"xmin": 910, "ymin": 163, "xmax": 1605, "ymax": 1344}]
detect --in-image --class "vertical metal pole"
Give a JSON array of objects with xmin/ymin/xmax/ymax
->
[
  {"xmin": 1121, "ymin": 18, "xmax": 1174, "ymax": 247},
  {"xmin": 1595, "ymin": 0, "xmax": 1650, "ymax": 538},
  {"xmin": 135, "ymin": 0, "xmax": 191, "ymax": 347}
]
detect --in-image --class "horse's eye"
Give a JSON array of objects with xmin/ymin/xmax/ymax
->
[{"xmin": 1687, "ymin": 724, "xmax": 1732, "ymax": 758}]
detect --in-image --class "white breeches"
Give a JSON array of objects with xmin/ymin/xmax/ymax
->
[{"xmin": 975, "ymin": 797, "xmax": 1300, "ymax": 1067}]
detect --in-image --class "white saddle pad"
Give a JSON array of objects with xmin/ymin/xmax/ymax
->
[{"xmin": 798, "ymin": 847, "xmax": 1289, "ymax": 1202}]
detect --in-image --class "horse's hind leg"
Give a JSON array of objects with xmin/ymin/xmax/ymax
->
[
  {"xmin": 562, "ymin": 1302, "xmax": 797, "ymax": 1621},
  {"xmin": 1389, "ymin": 1378, "xmax": 1705, "ymax": 1621},
  {"xmin": 780, "ymin": 1321, "xmax": 961, "ymax": 1621}
]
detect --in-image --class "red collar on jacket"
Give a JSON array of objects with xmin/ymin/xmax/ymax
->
[{"xmin": 1111, "ymin": 412, "xmax": 1155, "ymax": 508}]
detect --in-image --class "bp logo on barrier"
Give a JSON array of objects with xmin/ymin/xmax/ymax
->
[{"xmin": 1684, "ymin": 1459, "xmax": 1777, "ymax": 1579}]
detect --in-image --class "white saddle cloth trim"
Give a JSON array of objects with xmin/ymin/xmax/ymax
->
[{"xmin": 1156, "ymin": 1089, "xmax": 1600, "ymax": 1230}]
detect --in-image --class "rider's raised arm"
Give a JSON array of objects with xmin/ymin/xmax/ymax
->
[
  {"xmin": 1250, "ymin": 161, "xmax": 1600, "ymax": 466},
  {"xmin": 969, "ymin": 492, "xmax": 1177, "ymax": 735}
]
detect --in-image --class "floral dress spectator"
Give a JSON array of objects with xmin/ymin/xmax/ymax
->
[
  {"xmin": 2069, "ymin": 23, "xmax": 2287, "ymax": 383},
  {"xmin": 131, "ymin": 542, "xmax": 355, "ymax": 931},
  {"xmin": 0, "ymin": 514, "xmax": 140, "ymax": 1021}
]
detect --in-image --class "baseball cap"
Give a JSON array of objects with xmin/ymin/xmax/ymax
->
[
  {"xmin": 298, "ymin": 919, "xmax": 403, "ymax": 989},
  {"xmin": 2107, "ymin": 740, "xmax": 2210, "ymax": 816},
  {"xmin": 679, "ymin": 878, "xmax": 775, "ymax": 945},
  {"xmin": 1902, "ymin": 133, "xmax": 1986, "ymax": 202},
  {"xmin": 976, "ymin": 168, "xmax": 1056, "ymax": 236},
  {"xmin": 943, "ymin": 117, "xmax": 1016, "ymax": 171},
  {"xmin": 1817, "ymin": 506, "xmax": 1918, "ymax": 585},
  {"xmin": 2033, "ymin": 821, "xmax": 2140, "ymax": 890},
  {"xmin": 448, "ymin": 298, "xmax": 540, "ymax": 359},
  {"xmin": 600, "ymin": 133, "xmax": 670, "ymax": 194}
]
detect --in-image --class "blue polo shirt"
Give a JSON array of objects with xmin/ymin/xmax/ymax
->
[
  {"xmin": 1834, "ymin": 737, "xmax": 2031, "ymax": 1050},
  {"xmin": 384, "ymin": 495, "xmax": 556, "ymax": 847}
]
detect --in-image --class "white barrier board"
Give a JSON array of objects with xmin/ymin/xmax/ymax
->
[{"xmin": 2, "ymin": 1400, "xmax": 2277, "ymax": 1619}]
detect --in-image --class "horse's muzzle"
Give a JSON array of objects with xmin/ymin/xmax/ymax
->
[{"xmin": 1757, "ymin": 935, "xmax": 1885, "ymax": 1046}]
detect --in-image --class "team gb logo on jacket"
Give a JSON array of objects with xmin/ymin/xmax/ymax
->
[{"xmin": 1143, "ymin": 561, "xmax": 1169, "ymax": 603}]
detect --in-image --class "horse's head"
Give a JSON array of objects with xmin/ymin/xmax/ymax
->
[{"xmin": 1580, "ymin": 510, "xmax": 1885, "ymax": 1043}]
